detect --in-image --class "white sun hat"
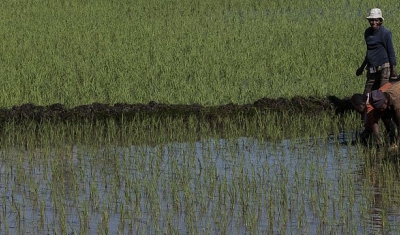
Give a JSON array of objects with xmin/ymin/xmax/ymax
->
[{"xmin": 366, "ymin": 8, "xmax": 384, "ymax": 20}]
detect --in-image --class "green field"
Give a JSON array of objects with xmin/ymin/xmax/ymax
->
[
  {"xmin": 3, "ymin": 1, "xmax": 400, "ymax": 234},
  {"xmin": 1, "ymin": 0, "xmax": 400, "ymax": 107}
]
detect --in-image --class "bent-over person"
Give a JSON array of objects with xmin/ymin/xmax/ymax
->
[
  {"xmin": 351, "ymin": 83, "xmax": 395, "ymax": 147},
  {"xmin": 369, "ymin": 82, "xmax": 400, "ymax": 150}
]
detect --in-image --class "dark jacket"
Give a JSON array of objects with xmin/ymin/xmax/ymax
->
[{"xmin": 364, "ymin": 25, "xmax": 397, "ymax": 67}]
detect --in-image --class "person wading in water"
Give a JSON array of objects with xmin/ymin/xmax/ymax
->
[
  {"xmin": 368, "ymin": 82, "xmax": 400, "ymax": 151},
  {"xmin": 351, "ymin": 83, "xmax": 396, "ymax": 148}
]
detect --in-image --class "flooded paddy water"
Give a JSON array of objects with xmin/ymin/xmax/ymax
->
[{"xmin": 1, "ymin": 97, "xmax": 400, "ymax": 234}]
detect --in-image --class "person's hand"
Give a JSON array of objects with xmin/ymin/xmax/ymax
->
[
  {"xmin": 390, "ymin": 67, "xmax": 397, "ymax": 78},
  {"xmin": 356, "ymin": 67, "xmax": 364, "ymax": 76}
]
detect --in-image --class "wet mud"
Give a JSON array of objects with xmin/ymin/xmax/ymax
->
[{"xmin": 2, "ymin": 95, "xmax": 353, "ymax": 124}]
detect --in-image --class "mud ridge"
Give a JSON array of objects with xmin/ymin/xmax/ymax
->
[{"xmin": 0, "ymin": 95, "xmax": 354, "ymax": 124}]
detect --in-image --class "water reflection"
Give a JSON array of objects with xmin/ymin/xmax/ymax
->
[
  {"xmin": 1, "ymin": 135, "xmax": 400, "ymax": 234},
  {"xmin": 356, "ymin": 150, "xmax": 400, "ymax": 235}
]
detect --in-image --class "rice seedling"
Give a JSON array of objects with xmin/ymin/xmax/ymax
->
[{"xmin": 1, "ymin": 2, "xmax": 400, "ymax": 233}]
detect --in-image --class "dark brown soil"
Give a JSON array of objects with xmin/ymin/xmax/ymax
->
[{"xmin": 2, "ymin": 95, "xmax": 353, "ymax": 123}]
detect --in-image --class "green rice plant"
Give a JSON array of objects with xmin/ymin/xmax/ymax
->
[
  {"xmin": 1, "ymin": 109, "xmax": 400, "ymax": 233},
  {"xmin": 0, "ymin": 0, "xmax": 399, "ymax": 107},
  {"xmin": 99, "ymin": 209, "xmax": 109, "ymax": 235}
]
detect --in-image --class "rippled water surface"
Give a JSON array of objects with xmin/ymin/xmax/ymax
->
[{"xmin": 1, "ymin": 133, "xmax": 400, "ymax": 234}]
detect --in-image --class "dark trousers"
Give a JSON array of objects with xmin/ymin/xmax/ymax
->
[{"xmin": 363, "ymin": 67, "xmax": 390, "ymax": 94}]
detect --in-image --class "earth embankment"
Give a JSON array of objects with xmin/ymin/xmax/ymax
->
[{"xmin": 2, "ymin": 96, "xmax": 353, "ymax": 123}]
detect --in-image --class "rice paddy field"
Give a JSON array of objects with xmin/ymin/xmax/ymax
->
[
  {"xmin": 0, "ymin": 0, "xmax": 399, "ymax": 107},
  {"xmin": 1, "ymin": 0, "xmax": 400, "ymax": 234},
  {"xmin": 1, "ymin": 112, "xmax": 400, "ymax": 234}
]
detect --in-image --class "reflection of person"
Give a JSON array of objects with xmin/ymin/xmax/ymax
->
[
  {"xmin": 369, "ymin": 82, "xmax": 400, "ymax": 149},
  {"xmin": 369, "ymin": 160, "xmax": 384, "ymax": 233},
  {"xmin": 356, "ymin": 8, "xmax": 397, "ymax": 94},
  {"xmin": 361, "ymin": 154, "xmax": 400, "ymax": 234},
  {"xmin": 351, "ymin": 83, "xmax": 395, "ymax": 147}
]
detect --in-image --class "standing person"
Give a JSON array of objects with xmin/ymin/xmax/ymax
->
[{"xmin": 356, "ymin": 8, "xmax": 397, "ymax": 94}]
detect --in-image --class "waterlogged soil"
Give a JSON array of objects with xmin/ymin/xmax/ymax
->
[{"xmin": 1, "ymin": 95, "xmax": 353, "ymax": 123}]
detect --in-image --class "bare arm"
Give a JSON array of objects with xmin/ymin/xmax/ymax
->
[
  {"xmin": 371, "ymin": 123, "xmax": 382, "ymax": 146},
  {"xmin": 394, "ymin": 109, "xmax": 400, "ymax": 146}
]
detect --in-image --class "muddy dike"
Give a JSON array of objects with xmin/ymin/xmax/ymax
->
[{"xmin": 0, "ymin": 95, "xmax": 353, "ymax": 124}]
